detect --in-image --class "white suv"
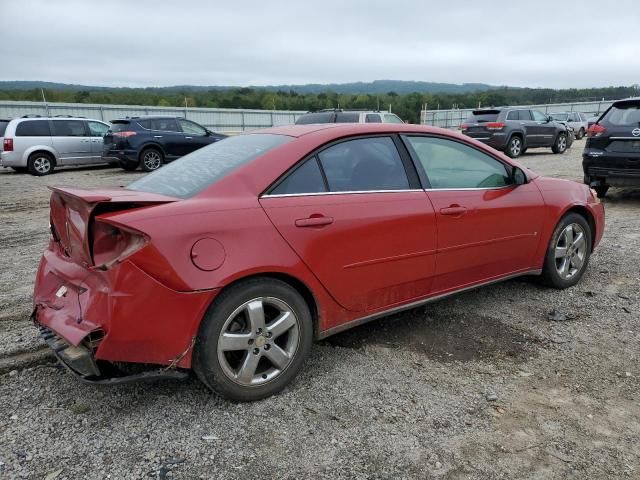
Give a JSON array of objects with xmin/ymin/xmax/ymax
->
[
  {"xmin": 0, "ymin": 116, "xmax": 111, "ymax": 175},
  {"xmin": 295, "ymin": 109, "xmax": 404, "ymax": 125}
]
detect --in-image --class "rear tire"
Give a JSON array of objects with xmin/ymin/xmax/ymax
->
[
  {"xmin": 27, "ymin": 152, "xmax": 55, "ymax": 176},
  {"xmin": 193, "ymin": 278, "xmax": 313, "ymax": 401},
  {"xmin": 139, "ymin": 148, "xmax": 164, "ymax": 172},
  {"xmin": 552, "ymin": 133, "xmax": 568, "ymax": 154},
  {"xmin": 541, "ymin": 213, "xmax": 592, "ymax": 289},
  {"xmin": 506, "ymin": 135, "xmax": 523, "ymax": 158}
]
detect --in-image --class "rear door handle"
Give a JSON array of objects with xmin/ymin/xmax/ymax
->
[
  {"xmin": 185, "ymin": 136, "xmax": 192, "ymax": 139},
  {"xmin": 440, "ymin": 205, "xmax": 467, "ymax": 216},
  {"xmin": 153, "ymin": 135, "xmax": 163, "ymax": 138},
  {"xmin": 295, "ymin": 216, "xmax": 334, "ymax": 227}
]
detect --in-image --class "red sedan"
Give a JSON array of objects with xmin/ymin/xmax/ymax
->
[{"xmin": 33, "ymin": 124, "xmax": 604, "ymax": 401}]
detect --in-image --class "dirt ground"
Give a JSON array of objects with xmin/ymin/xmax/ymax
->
[{"xmin": 0, "ymin": 140, "xmax": 639, "ymax": 479}]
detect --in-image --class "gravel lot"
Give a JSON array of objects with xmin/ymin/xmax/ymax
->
[{"xmin": 1, "ymin": 141, "xmax": 639, "ymax": 479}]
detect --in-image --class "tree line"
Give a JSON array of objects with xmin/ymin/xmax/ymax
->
[{"xmin": 0, "ymin": 85, "xmax": 637, "ymax": 124}]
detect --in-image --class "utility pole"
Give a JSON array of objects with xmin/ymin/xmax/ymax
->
[{"xmin": 41, "ymin": 88, "xmax": 50, "ymax": 117}]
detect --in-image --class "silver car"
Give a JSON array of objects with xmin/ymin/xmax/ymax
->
[
  {"xmin": 550, "ymin": 112, "xmax": 589, "ymax": 139},
  {"xmin": 0, "ymin": 116, "xmax": 111, "ymax": 175}
]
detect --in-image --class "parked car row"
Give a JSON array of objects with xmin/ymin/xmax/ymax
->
[{"xmin": 0, "ymin": 115, "xmax": 226, "ymax": 175}]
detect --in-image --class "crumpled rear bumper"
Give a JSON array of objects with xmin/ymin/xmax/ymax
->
[{"xmin": 33, "ymin": 241, "xmax": 218, "ymax": 371}]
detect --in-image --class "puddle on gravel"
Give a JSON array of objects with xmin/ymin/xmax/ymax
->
[{"xmin": 323, "ymin": 309, "xmax": 542, "ymax": 363}]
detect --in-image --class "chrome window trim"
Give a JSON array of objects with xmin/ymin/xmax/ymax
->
[{"xmin": 262, "ymin": 189, "xmax": 423, "ymax": 198}]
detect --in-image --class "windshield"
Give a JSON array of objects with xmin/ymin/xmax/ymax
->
[
  {"xmin": 128, "ymin": 134, "xmax": 292, "ymax": 198},
  {"xmin": 551, "ymin": 113, "xmax": 568, "ymax": 121}
]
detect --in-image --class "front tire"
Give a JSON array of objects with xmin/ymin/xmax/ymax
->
[
  {"xmin": 552, "ymin": 133, "xmax": 568, "ymax": 154},
  {"xmin": 193, "ymin": 278, "xmax": 313, "ymax": 401},
  {"xmin": 506, "ymin": 136, "xmax": 523, "ymax": 158},
  {"xmin": 139, "ymin": 148, "xmax": 164, "ymax": 172},
  {"xmin": 541, "ymin": 213, "xmax": 592, "ymax": 289},
  {"xmin": 27, "ymin": 152, "xmax": 55, "ymax": 176},
  {"xmin": 576, "ymin": 127, "xmax": 585, "ymax": 140}
]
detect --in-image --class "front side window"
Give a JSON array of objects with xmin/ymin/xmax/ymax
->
[
  {"xmin": 335, "ymin": 113, "xmax": 360, "ymax": 123},
  {"xmin": 531, "ymin": 110, "xmax": 547, "ymax": 122},
  {"xmin": 178, "ymin": 119, "xmax": 207, "ymax": 136},
  {"xmin": 365, "ymin": 114, "xmax": 382, "ymax": 123},
  {"xmin": 405, "ymin": 136, "xmax": 511, "ymax": 189},
  {"xmin": 88, "ymin": 121, "xmax": 109, "ymax": 137},
  {"xmin": 129, "ymin": 134, "xmax": 292, "ymax": 198},
  {"xmin": 384, "ymin": 114, "xmax": 404, "ymax": 124},
  {"xmin": 15, "ymin": 120, "xmax": 51, "ymax": 137},
  {"xmin": 317, "ymin": 137, "xmax": 409, "ymax": 192}
]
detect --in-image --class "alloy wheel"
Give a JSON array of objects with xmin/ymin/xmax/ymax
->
[
  {"xmin": 509, "ymin": 137, "xmax": 521, "ymax": 156},
  {"xmin": 557, "ymin": 135, "xmax": 567, "ymax": 152},
  {"xmin": 33, "ymin": 156, "xmax": 52, "ymax": 174},
  {"xmin": 143, "ymin": 151, "xmax": 162, "ymax": 170},
  {"xmin": 217, "ymin": 297, "xmax": 300, "ymax": 386},
  {"xmin": 554, "ymin": 223, "xmax": 587, "ymax": 279}
]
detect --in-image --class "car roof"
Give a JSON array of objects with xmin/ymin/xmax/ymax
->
[{"xmin": 248, "ymin": 123, "xmax": 456, "ymax": 138}]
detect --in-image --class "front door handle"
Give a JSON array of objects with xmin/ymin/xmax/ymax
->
[
  {"xmin": 295, "ymin": 215, "xmax": 334, "ymax": 227},
  {"xmin": 440, "ymin": 205, "xmax": 467, "ymax": 216},
  {"xmin": 185, "ymin": 136, "xmax": 192, "ymax": 139},
  {"xmin": 153, "ymin": 135, "xmax": 163, "ymax": 138}
]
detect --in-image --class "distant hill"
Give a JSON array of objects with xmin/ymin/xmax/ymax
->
[{"xmin": 0, "ymin": 80, "xmax": 501, "ymax": 95}]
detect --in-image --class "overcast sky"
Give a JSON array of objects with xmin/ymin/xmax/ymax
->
[{"xmin": 1, "ymin": 0, "xmax": 638, "ymax": 89}]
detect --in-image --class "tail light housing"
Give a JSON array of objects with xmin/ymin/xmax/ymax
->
[
  {"xmin": 587, "ymin": 124, "xmax": 606, "ymax": 137},
  {"xmin": 459, "ymin": 123, "xmax": 469, "ymax": 130},
  {"xmin": 3, "ymin": 138, "xmax": 13, "ymax": 151},
  {"xmin": 485, "ymin": 122, "xmax": 505, "ymax": 131},
  {"xmin": 91, "ymin": 220, "xmax": 148, "ymax": 270},
  {"xmin": 113, "ymin": 131, "xmax": 137, "ymax": 138}
]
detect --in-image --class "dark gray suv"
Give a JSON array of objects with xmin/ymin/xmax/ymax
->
[{"xmin": 461, "ymin": 108, "xmax": 569, "ymax": 158}]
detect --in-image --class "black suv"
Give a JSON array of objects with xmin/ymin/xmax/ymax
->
[
  {"xmin": 102, "ymin": 116, "xmax": 226, "ymax": 171},
  {"xmin": 461, "ymin": 108, "xmax": 569, "ymax": 158},
  {"xmin": 583, "ymin": 98, "xmax": 640, "ymax": 198}
]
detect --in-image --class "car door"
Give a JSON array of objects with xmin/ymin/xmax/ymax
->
[
  {"xmin": 260, "ymin": 135, "xmax": 438, "ymax": 313},
  {"xmin": 402, "ymin": 135, "xmax": 546, "ymax": 295},
  {"xmin": 50, "ymin": 120, "xmax": 92, "ymax": 165},
  {"xmin": 177, "ymin": 118, "xmax": 214, "ymax": 155},
  {"xmin": 143, "ymin": 118, "xmax": 183, "ymax": 159},
  {"xmin": 86, "ymin": 120, "xmax": 110, "ymax": 163},
  {"xmin": 531, "ymin": 110, "xmax": 556, "ymax": 146}
]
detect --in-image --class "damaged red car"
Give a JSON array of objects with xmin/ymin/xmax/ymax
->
[{"xmin": 33, "ymin": 123, "xmax": 604, "ymax": 401}]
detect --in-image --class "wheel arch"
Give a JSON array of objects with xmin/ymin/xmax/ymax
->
[
  {"xmin": 24, "ymin": 146, "xmax": 57, "ymax": 165},
  {"xmin": 138, "ymin": 142, "xmax": 166, "ymax": 160},
  {"xmin": 203, "ymin": 271, "xmax": 321, "ymax": 339},
  {"xmin": 562, "ymin": 205, "xmax": 597, "ymax": 252},
  {"xmin": 508, "ymin": 130, "xmax": 526, "ymax": 148}
]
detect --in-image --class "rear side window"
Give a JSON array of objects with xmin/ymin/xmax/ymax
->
[
  {"xmin": 600, "ymin": 103, "xmax": 640, "ymax": 126},
  {"xmin": 365, "ymin": 114, "xmax": 381, "ymax": 123},
  {"xmin": 317, "ymin": 137, "xmax": 409, "ymax": 192},
  {"xmin": 51, "ymin": 120, "xmax": 87, "ymax": 137},
  {"xmin": 129, "ymin": 134, "xmax": 292, "ymax": 198},
  {"xmin": 466, "ymin": 110, "xmax": 500, "ymax": 123},
  {"xmin": 335, "ymin": 113, "xmax": 360, "ymax": 123},
  {"xmin": 295, "ymin": 112, "xmax": 335, "ymax": 124},
  {"xmin": 15, "ymin": 120, "xmax": 51, "ymax": 136},
  {"xmin": 507, "ymin": 110, "xmax": 530, "ymax": 121},
  {"xmin": 0, "ymin": 120, "xmax": 9, "ymax": 136},
  {"xmin": 270, "ymin": 158, "xmax": 327, "ymax": 195}
]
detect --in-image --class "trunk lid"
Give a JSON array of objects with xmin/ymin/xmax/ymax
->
[
  {"xmin": 49, "ymin": 186, "xmax": 177, "ymax": 267},
  {"xmin": 461, "ymin": 109, "xmax": 501, "ymax": 135}
]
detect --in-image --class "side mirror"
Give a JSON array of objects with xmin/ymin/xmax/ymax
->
[{"xmin": 513, "ymin": 167, "xmax": 527, "ymax": 185}]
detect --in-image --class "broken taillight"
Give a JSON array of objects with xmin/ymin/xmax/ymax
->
[
  {"xmin": 587, "ymin": 124, "xmax": 607, "ymax": 137},
  {"xmin": 91, "ymin": 220, "xmax": 147, "ymax": 270}
]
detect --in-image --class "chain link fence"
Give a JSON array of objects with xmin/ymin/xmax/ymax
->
[
  {"xmin": 0, "ymin": 101, "xmax": 306, "ymax": 133},
  {"xmin": 420, "ymin": 100, "xmax": 616, "ymax": 129}
]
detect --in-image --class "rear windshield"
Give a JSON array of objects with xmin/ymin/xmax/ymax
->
[
  {"xmin": 600, "ymin": 103, "xmax": 640, "ymax": 127},
  {"xmin": 109, "ymin": 121, "xmax": 132, "ymax": 132},
  {"xmin": 0, "ymin": 120, "xmax": 8, "ymax": 137},
  {"xmin": 466, "ymin": 110, "xmax": 500, "ymax": 123},
  {"xmin": 128, "ymin": 133, "xmax": 292, "ymax": 198},
  {"xmin": 295, "ymin": 112, "xmax": 335, "ymax": 124}
]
